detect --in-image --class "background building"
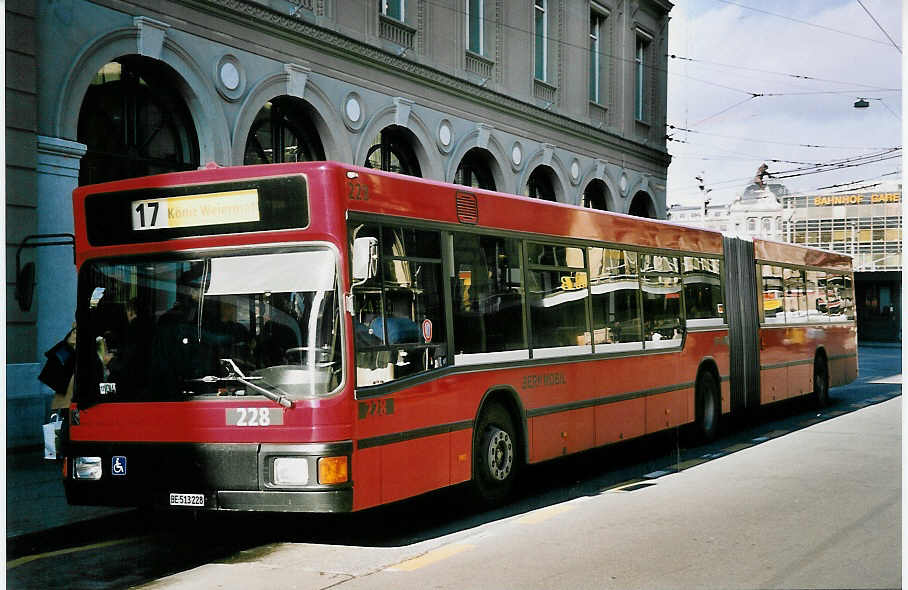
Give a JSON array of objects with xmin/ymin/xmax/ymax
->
[
  {"xmin": 667, "ymin": 181, "xmax": 789, "ymax": 240},
  {"xmin": 6, "ymin": 0, "xmax": 673, "ymax": 446}
]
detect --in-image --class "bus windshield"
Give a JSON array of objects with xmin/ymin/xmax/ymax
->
[{"xmin": 77, "ymin": 248, "xmax": 341, "ymax": 403}]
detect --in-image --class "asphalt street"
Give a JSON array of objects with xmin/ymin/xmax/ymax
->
[{"xmin": 6, "ymin": 345, "xmax": 901, "ymax": 590}]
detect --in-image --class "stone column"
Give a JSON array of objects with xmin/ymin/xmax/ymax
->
[{"xmin": 36, "ymin": 136, "xmax": 86, "ymax": 359}]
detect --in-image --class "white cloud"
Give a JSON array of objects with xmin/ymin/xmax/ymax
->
[{"xmin": 666, "ymin": 0, "xmax": 902, "ymax": 205}]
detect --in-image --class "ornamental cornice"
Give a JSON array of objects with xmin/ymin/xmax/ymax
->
[{"xmin": 184, "ymin": 0, "xmax": 670, "ymax": 165}]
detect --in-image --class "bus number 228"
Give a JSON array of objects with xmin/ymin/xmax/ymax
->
[{"xmin": 227, "ymin": 408, "xmax": 283, "ymax": 427}]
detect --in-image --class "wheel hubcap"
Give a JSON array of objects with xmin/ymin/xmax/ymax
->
[{"xmin": 486, "ymin": 427, "xmax": 513, "ymax": 481}]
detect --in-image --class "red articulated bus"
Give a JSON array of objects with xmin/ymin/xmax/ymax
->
[{"xmin": 64, "ymin": 161, "xmax": 857, "ymax": 512}]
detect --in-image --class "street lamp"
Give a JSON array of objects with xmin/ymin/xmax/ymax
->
[{"xmin": 854, "ymin": 98, "xmax": 870, "ymax": 108}]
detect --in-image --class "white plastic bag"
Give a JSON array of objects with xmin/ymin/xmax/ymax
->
[{"xmin": 43, "ymin": 413, "xmax": 63, "ymax": 460}]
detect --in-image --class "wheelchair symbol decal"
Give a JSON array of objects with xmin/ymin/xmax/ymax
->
[{"xmin": 112, "ymin": 456, "xmax": 127, "ymax": 476}]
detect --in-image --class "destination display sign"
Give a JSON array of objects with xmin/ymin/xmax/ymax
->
[
  {"xmin": 84, "ymin": 175, "xmax": 309, "ymax": 246},
  {"xmin": 131, "ymin": 189, "xmax": 260, "ymax": 231}
]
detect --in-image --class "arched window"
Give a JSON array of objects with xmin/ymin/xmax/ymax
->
[
  {"xmin": 583, "ymin": 179, "xmax": 610, "ymax": 210},
  {"xmin": 244, "ymin": 96, "xmax": 325, "ymax": 165},
  {"xmin": 454, "ymin": 148, "xmax": 496, "ymax": 191},
  {"xmin": 628, "ymin": 191, "xmax": 656, "ymax": 218},
  {"xmin": 77, "ymin": 56, "xmax": 199, "ymax": 186},
  {"xmin": 525, "ymin": 166, "xmax": 557, "ymax": 201},
  {"xmin": 364, "ymin": 126, "xmax": 421, "ymax": 177}
]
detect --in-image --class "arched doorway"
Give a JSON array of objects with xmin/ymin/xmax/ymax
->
[
  {"xmin": 583, "ymin": 179, "xmax": 610, "ymax": 210},
  {"xmin": 364, "ymin": 126, "xmax": 422, "ymax": 177},
  {"xmin": 524, "ymin": 165, "xmax": 557, "ymax": 201},
  {"xmin": 454, "ymin": 148, "xmax": 496, "ymax": 191},
  {"xmin": 243, "ymin": 96, "xmax": 325, "ymax": 165},
  {"xmin": 628, "ymin": 191, "xmax": 657, "ymax": 218},
  {"xmin": 77, "ymin": 55, "xmax": 199, "ymax": 185}
]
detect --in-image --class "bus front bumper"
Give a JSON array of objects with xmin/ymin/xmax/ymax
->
[{"xmin": 63, "ymin": 441, "xmax": 354, "ymax": 513}]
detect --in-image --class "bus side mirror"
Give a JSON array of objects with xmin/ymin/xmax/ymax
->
[{"xmin": 352, "ymin": 237, "xmax": 378, "ymax": 282}]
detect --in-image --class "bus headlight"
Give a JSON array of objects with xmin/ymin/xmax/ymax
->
[
  {"xmin": 273, "ymin": 457, "xmax": 310, "ymax": 486},
  {"xmin": 74, "ymin": 456, "xmax": 103, "ymax": 480}
]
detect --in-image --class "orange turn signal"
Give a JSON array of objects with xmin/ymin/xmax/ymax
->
[{"xmin": 318, "ymin": 456, "xmax": 349, "ymax": 484}]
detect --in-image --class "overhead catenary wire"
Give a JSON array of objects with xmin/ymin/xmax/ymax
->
[
  {"xmin": 668, "ymin": 125, "xmax": 900, "ymax": 150},
  {"xmin": 855, "ymin": 0, "xmax": 902, "ymax": 54},
  {"xmin": 817, "ymin": 170, "xmax": 902, "ymax": 191},
  {"xmin": 669, "ymin": 54, "xmax": 897, "ymax": 91},
  {"xmin": 711, "ymin": 0, "xmax": 900, "ymax": 48},
  {"xmin": 666, "ymin": 153, "xmax": 901, "ymax": 199},
  {"xmin": 770, "ymin": 153, "xmax": 902, "ymax": 179}
]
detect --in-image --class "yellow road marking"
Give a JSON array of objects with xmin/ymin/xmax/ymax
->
[
  {"xmin": 389, "ymin": 543, "xmax": 475, "ymax": 571},
  {"xmin": 517, "ymin": 503, "xmax": 574, "ymax": 524},
  {"xmin": 7, "ymin": 536, "xmax": 146, "ymax": 570}
]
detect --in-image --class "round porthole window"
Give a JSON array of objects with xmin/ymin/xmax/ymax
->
[
  {"xmin": 220, "ymin": 62, "xmax": 240, "ymax": 91},
  {"xmin": 436, "ymin": 119, "xmax": 453, "ymax": 153},
  {"xmin": 342, "ymin": 92, "xmax": 365, "ymax": 131},
  {"xmin": 511, "ymin": 142, "xmax": 523, "ymax": 169},
  {"xmin": 214, "ymin": 55, "xmax": 245, "ymax": 101},
  {"xmin": 570, "ymin": 159, "xmax": 581, "ymax": 185}
]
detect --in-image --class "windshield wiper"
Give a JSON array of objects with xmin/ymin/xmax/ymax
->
[{"xmin": 194, "ymin": 359, "xmax": 293, "ymax": 408}]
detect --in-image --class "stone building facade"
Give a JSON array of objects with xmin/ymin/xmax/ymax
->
[{"xmin": 6, "ymin": 0, "xmax": 673, "ymax": 445}]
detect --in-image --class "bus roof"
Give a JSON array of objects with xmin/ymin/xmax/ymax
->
[
  {"xmin": 72, "ymin": 161, "xmax": 851, "ymax": 271},
  {"xmin": 753, "ymin": 237, "xmax": 853, "ymax": 272}
]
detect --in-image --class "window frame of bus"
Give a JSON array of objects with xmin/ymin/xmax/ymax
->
[
  {"xmin": 758, "ymin": 262, "xmax": 854, "ymax": 326},
  {"xmin": 73, "ymin": 243, "xmax": 346, "ymax": 407},
  {"xmin": 639, "ymin": 252, "xmax": 684, "ymax": 349},
  {"xmin": 348, "ymin": 221, "xmax": 448, "ymax": 389},
  {"xmin": 349, "ymin": 217, "xmax": 724, "ymax": 391},
  {"xmin": 681, "ymin": 255, "xmax": 726, "ymax": 329},
  {"xmin": 588, "ymin": 246, "xmax": 644, "ymax": 352},
  {"xmin": 525, "ymin": 241, "xmax": 591, "ymax": 358},
  {"xmin": 83, "ymin": 174, "xmax": 310, "ymax": 246},
  {"xmin": 450, "ymin": 231, "xmax": 528, "ymax": 365}
]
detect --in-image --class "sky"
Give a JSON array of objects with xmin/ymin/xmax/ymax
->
[{"xmin": 665, "ymin": 0, "xmax": 902, "ymax": 206}]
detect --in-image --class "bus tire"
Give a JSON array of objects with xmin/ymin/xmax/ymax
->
[
  {"xmin": 814, "ymin": 354, "xmax": 830, "ymax": 407},
  {"xmin": 694, "ymin": 370, "xmax": 720, "ymax": 443},
  {"xmin": 472, "ymin": 404, "xmax": 517, "ymax": 505}
]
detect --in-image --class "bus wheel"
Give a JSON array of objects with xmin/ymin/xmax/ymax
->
[
  {"xmin": 814, "ymin": 355, "xmax": 830, "ymax": 407},
  {"xmin": 694, "ymin": 371, "xmax": 720, "ymax": 442},
  {"xmin": 472, "ymin": 404, "xmax": 517, "ymax": 505}
]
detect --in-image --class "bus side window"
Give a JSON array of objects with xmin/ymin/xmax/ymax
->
[
  {"xmin": 806, "ymin": 270, "xmax": 827, "ymax": 323},
  {"xmin": 589, "ymin": 248, "xmax": 642, "ymax": 352},
  {"xmin": 683, "ymin": 256, "xmax": 724, "ymax": 328},
  {"xmin": 350, "ymin": 223, "xmax": 447, "ymax": 386},
  {"xmin": 451, "ymin": 233, "xmax": 527, "ymax": 363},
  {"xmin": 783, "ymin": 267, "xmax": 807, "ymax": 324},
  {"xmin": 760, "ymin": 264, "xmax": 785, "ymax": 324},
  {"xmin": 641, "ymin": 254, "xmax": 682, "ymax": 348}
]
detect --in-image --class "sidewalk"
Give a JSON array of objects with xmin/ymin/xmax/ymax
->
[{"xmin": 6, "ymin": 447, "xmax": 129, "ymax": 541}]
